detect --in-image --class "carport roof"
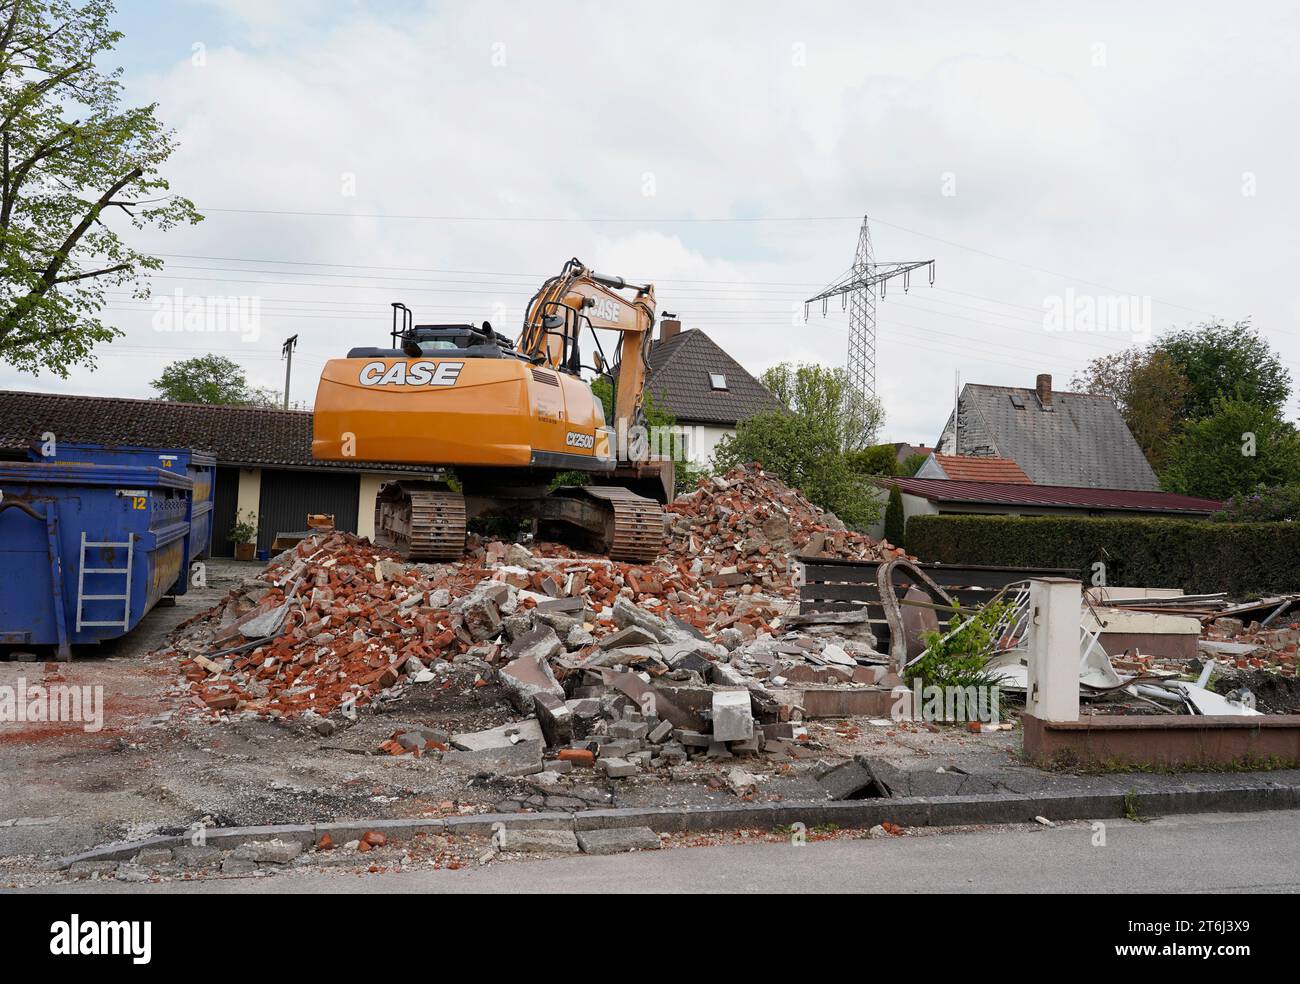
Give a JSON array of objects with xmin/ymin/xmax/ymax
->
[{"xmin": 0, "ymin": 389, "xmax": 428, "ymax": 472}]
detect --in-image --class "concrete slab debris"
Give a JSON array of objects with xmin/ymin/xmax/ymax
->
[
  {"xmin": 576, "ymin": 826, "xmax": 661, "ymax": 854},
  {"xmin": 451, "ymin": 719, "xmax": 545, "ymax": 751},
  {"xmin": 498, "ymin": 827, "xmax": 580, "ymax": 854}
]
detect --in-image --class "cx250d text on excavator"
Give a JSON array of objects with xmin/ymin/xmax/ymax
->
[{"xmin": 311, "ymin": 258, "xmax": 675, "ymax": 562}]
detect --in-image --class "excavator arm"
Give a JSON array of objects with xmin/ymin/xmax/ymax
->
[{"xmin": 518, "ymin": 258, "xmax": 656, "ymax": 440}]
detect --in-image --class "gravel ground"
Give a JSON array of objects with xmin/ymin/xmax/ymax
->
[{"xmin": 0, "ymin": 556, "xmax": 1039, "ymax": 881}]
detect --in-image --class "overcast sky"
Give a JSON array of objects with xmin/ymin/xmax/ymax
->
[{"xmin": 6, "ymin": 0, "xmax": 1297, "ymax": 445}]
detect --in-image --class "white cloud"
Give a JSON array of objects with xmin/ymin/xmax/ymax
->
[{"xmin": 6, "ymin": 0, "xmax": 1297, "ymax": 443}]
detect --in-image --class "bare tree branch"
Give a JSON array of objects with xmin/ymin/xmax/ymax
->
[{"xmin": 54, "ymin": 261, "xmax": 131, "ymax": 284}]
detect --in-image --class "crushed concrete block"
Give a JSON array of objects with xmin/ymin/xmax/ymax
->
[
  {"xmin": 566, "ymin": 697, "xmax": 603, "ymax": 740},
  {"xmin": 534, "ymin": 691, "xmax": 573, "ymax": 746},
  {"xmin": 817, "ymin": 757, "xmax": 888, "ymax": 800},
  {"xmin": 504, "ymin": 543, "xmax": 541, "ymax": 570},
  {"xmin": 451, "ymin": 581, "xmax": 510, "ymax": 640},
  {"xmin": 451, "ymin": 719, "xmax": 544, "ymax": 751},
  {"xmin": 598, "ymin": 625, "xmax": 660, "ymax": 649},
  {"xmin": 499, "ymin": 827, "xmax": 579, "ymax": 853},
  {"xmin": 612, "ymin": 596, "xmax": 686, "ymax": 644},
  {"xmin": 506, "ymin": 623, "xmax": 564, "ymax": 663},
  {"xmin": 597, "ymin": 756, "xmax": 638, "ymax": 778},
  {"xmin": 577, "ymin": 827, "xmax": 661, "ymax": 855},
  {"xmin": 818, "ymin": 643, "xmax": 856, "ymax": 667},
  {"xmin": 567, "ymin": 624, "xmax": 597, "ymax": 648},
  {"xmin": 498, "ymin": 636, "xmax": 566, "ymax": 713},
  {"xmin": 173, "ymin": 845, "xmax": 223, "ymax": 868},
  {"xmin": 676, "ymin": 729, "xmax": 711, "ymax": 748},
  {"xmin": 231, "ymin": 838, "xmax": 303, "ymax": 865},
  {"xmin": 647, "ymin": 719, "xmax": 674, "ymax": 743},
  {"xmin": 711, "ymin": 689, "xmax": 754, "ymax": 741},
  {"xmin": 609, "ymin": 719, "xmax": 650, "ymax": 740},
  {"xmin": 657, "ymin": 743, "xmax": 687, "ymax": 764},
  {"xmin": 443, "ymin": 739, "xmax": 545, "ymax": 777},
  {"xmin": 69, "ymin": 860, "xmax": 119, "ymax": 880},
  {"xmin": 726, "ymin": 767, "xmax": 758, "ymax": 796},
  {"xmin": 133, "ymin": 847, "xmax": 175, "ymax": 866},
  {"xmin": 710, "ymin": 662, "xmax": 748, "ymax": 687},
  {"xmin": 601, "ymin": 738, "xmax": 644, "ymax": 758}
]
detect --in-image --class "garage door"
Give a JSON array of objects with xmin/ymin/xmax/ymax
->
[
  {"xmin": 210, "ymin": 466, "xmax": 241, "ymax": 557},
  {"xmin": 256, "ymin": 469, "xmax": 359, "ymax": 554}
]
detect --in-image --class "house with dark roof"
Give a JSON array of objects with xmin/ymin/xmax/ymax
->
[
  {"xmin": 891, "ymin": 441, "xmax": 934, "ymax": 467},
  {"xmin": 0, "ymin": 389, "xmax": 434, "ymax": 556},
  {"xmin": 635, "ymin": 317, "xmax": 783, "ymax": 466},
  {"xmin": 935, "ymin": 373, "xmax": 1160, "ymax": 491}
]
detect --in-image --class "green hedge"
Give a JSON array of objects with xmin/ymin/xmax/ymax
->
[{"xmin": 906, "ymin": 514, "xmax": 1300, "ymax": 596}]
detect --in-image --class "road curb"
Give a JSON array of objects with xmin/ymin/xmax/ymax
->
[{"xmin": 54, "ymin": 779, "xmax": 1300, "ymax": 869}]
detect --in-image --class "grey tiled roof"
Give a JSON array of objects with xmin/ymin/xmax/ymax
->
[
  {"xmin": 0, "ymin": 389, "xmax": 429, "ymax": 472},
  {"xmin": 955, "ymin": 384, "xmax": 1160, "ymax": 491},
  {"xmin": 639, "ymin": 330, "xmax": 783, "ymax": 425}
]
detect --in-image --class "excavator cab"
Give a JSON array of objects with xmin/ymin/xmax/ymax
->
[{"xmin": 400, "ymin": 324, "xmax": 513, "ymax": 359}]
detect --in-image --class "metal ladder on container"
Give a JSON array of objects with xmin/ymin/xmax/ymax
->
[{"xmin": 75, "ymin": 532, "xmax": 134, "ymax": 631}]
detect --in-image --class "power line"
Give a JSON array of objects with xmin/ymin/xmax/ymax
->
[
  {"xmin": 151, "ymin": 253, "xmax": 830, "ymax": 288},
  {"xmin": 182, "ymin": 209, "xmax": 1233, "ymax": 319},
  {"xmin": 148, "ymin": 263, "xmax": 814, "ymax": 296},
  {"xmin": 199, "ymin": 207, "xmax": 861, "ymax": 224},
  {"xmin": 867, "ymin": 215, "xmax": 1224, "ymax": 320}
]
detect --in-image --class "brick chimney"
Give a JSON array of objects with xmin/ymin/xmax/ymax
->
[
  {"xmin": 659, "ymin": 313, "xmax": 681, "ymax": 343},
  {"xmin": 1036, "ymin": 373, "xmax": 1053, "ymax": 409}
]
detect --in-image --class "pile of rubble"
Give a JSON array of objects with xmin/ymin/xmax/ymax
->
[
  {"xmin": 663, "ymin": 464, "xmax": 902, "ymax": 593},
  {"xmin": 164, "ymin": 465, "xmax": 906, "ymax": 782},
  {"xmin": 1201, "ymin": 614, "xmax": 1299, "ymax": 676}
]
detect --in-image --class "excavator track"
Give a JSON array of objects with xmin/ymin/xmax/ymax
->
[
  {"xmin": 374, "ymin": 480, "xmax": 663, "ymax": 563},
  {"xmin": 376, "ymin": 481, "xmax": 467, "ymax": 561},
  {"xmin": 580, "ymin": 486, "xmax": 665, "ymax": 563}
]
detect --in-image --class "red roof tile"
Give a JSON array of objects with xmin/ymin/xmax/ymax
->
[{"xmin": 931, "ymin": 454, "xmax": 1031, "ymax": 484}]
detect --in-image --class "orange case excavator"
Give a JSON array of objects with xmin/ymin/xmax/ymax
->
[{"xmin": 312, "ymin": 258, "xmax": 673, "ymax": 561}]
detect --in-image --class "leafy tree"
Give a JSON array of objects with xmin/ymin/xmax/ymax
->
[
  {"xmin": 1161, "ymin": 396, "xmax": 1300, "ymax": 500},
  {"xmin": 151, "ymin": 354, "xmax": 279, "ymax": 406},
  {"xmin": 883, "ymin": 483, "xmax": 905, "ymax": 547},
  {"xmin": 1160, "ymin": 320, "xmax": 1290, "ymax": 420},
  {"xmin": 759, "ymin": 362, "xmax": 884, "ymax": 451},
  {"xmin": 899, "ymin": 451, "xmax": 929, "ymax": 476},
  {"xmin": 846, "ymin": 443, "xmax": 898, "ymax": 476},
  {"xmin": 713, "ymin": 407, "xmax": 880, "ymax": 530},
  {"xmin": 0, "ymin": 0, "xmax": 201, "ymax": 376},
  {"xmin": 1213, "ymin": 484, "xmax": 1300, "ymax": 523},
  {"xmin": 1071, "ymin": 348, "xmax": 1190, "ymax": 470}
]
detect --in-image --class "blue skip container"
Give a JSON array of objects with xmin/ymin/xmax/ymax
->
[
  {"xmin": 28, "ymin": 442, "xmax": 216, "ymax": 571},
  {"xmin": 0, "ymin": 459, "xmax": 196, "ymax": 659}
]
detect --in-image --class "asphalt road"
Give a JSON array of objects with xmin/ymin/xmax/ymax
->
[{"xmin": 31, "ymin": 809, "xmax": 1300, "ymax": 893}]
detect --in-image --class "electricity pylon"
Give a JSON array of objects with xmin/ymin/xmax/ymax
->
[{"xmin": 805, "ymin": 215, "xmax": 934, "ymax": 442}]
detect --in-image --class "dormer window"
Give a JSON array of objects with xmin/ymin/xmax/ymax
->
[{"xmin": 709, "ymin": 373, "xmax": 728, "ymax": 390}]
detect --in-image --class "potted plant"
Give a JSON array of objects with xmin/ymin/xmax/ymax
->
[{"xmin": 229, "ymin": 510, "xmax": 258, "ymax": 561}]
